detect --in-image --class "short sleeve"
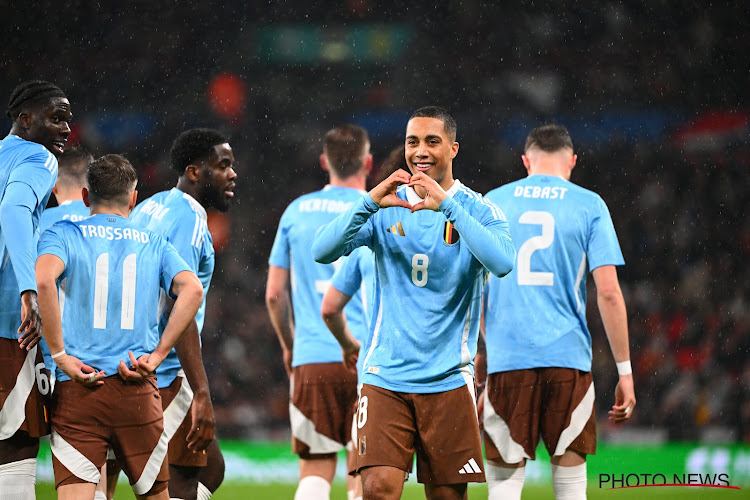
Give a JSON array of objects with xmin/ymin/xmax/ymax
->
[
  {"xmin": 331, "ymin": 251, "xmax": 363, "ymax": 297},
  {"xmin": 7, "ymin": 148, "xmax": 57, "ymax": 209},
  {"xmin": 159, "ymin": 239, "xmax": 193, "ymax": 299},
  {"xmin": 37, "ymin": 222, "xmax": 69, "ymax": 268},
  {"xmin": 587, "ymin": 196, "xmax": 625, "ymax": 270}
]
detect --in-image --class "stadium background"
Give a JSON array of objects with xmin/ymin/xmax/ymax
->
[{"xmin": 4, "ymin": 2, "xmax": 748, "ymax": 498}]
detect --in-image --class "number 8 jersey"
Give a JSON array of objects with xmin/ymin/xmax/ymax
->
[
  {"xmin": 312, "ymin": 180, "xmax": 515, "ymax": 394},
  {"xmin": 484, "ymin": 174, "xmax": 624, "ymax": 374},
  {"xmin": 37, "ymin": 215, "xmax": 191, "ymax": 383}
]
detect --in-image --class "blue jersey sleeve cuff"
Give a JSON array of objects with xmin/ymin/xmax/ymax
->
[
  {"xmin": 438, "ymin": 196, "xmax": 459, "ymax": 218},
  {"xmin": 363, "ymin": 194, "xmax": 380, "ymax": 213}
]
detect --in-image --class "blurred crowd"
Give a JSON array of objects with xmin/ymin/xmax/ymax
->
[{"xmin": 3, "ymin": 2, "xmax": 747, "ymax": 441}]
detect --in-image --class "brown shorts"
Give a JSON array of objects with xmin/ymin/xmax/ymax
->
[
  {"xmin": 356, "ymin": 383, "xmax": 486, "ymax": 485},
  {"xmin": 483, "ymin": 368, "xmax": 596, "ymax": 463},
  {"xmin": 159, "ymin": 375, "xmax": 207, "ymax": 468},
  {"xmin": 290, "ymin": 362, "xmax": 358, "ymax": 458},
  {"xmin": 49, "ymin": 376, "xmax": 168, "ymax": 496},
  {"xmin": 0, "ymin": 339, "xmax": 50, "ymax": 439}
]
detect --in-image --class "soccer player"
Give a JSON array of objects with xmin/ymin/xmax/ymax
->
[
  {"xmin": 0, "ymin": 79, "xmax": 70, "ymax": 499},
  {"xmin": 481, "ymin": 125, "xmax": 636, "ymax": 500},
  {"xmin": 266, "ymin": 124, "xmax": 372, "ymax": 500},
  {"xmin": 39, "ymin": 146, "xmax": 94, "ymax": 233},
  {"xmin": 35, "ymin": 154, "xmax": 203, "ymax": 500},
  {"xmin": 312, "ymin": 106, "xmax": 516, "ymax": 500},
  {"xmin": 128, "ymin": 128, "xmax": 237, "ymax": 500}
]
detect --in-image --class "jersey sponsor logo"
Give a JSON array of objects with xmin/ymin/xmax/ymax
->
[
  {"xmin": 458, "ymin": 458, "xmax": 482, "ymax": 474},
  {"xmin": 386, "ymin": 221, "xmax": 405, "ymax": 237},
  {"xmin": 443, "ymin": 221, "xmax": 459, "ymax": 245},
  {"xmin": 514, "ymin": 185, "xmax": 568, "ymax": 200}
]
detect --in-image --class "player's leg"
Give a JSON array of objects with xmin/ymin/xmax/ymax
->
[
  {"xmin": 0, "ymin": 339, "xmax": 51, "ymax": 499},
  {"xmin": 540, "ymin": 368, "xmax": 596, "ymax": 500},
  {"xmin": 94, "ymin": 461, "xmax": 108, "ymax": 500},
  {"xmin": 356, "ymin": 384, "xmax": 422, "ymax": 500},
  {"xmin": 195, "ymin": 439, "xmax": 224, "ymax": 499},
  {"xmin": 483, "ymin": 370, "xmax": 541, "ymax": 500},
  {"xmin": 290, "ymin": 363, "xmax": 358, "ymax": 500},
  {"xmin": 105, "ymin": 452, "xmax": 121, "ymax": 499},
  {"xmin": 347, "ymin": 396, "xmax": 362, "ymax": 500},
  {"xmin": 412, "ymin": 385, "xmax": 484, "ymax": 500}
]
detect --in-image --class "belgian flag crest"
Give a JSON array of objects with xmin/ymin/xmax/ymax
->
[{"xmin": 443, "ymin": 221, "xmax": 460, "ymax": 245}]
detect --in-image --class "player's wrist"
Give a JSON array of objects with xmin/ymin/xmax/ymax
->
[{"xmin": 616, "ymin": 360, "xmax": 632, "ymax": 376}]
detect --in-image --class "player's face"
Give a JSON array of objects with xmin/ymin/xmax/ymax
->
[
  {"xmin": 25, "ymin": 97, "xmax": 72, "ymax": 157},
  {"xmin": 198, "ymin": 143, "xmax": 237, "ymax": 212},
  {"xmin": 405, "ymin": 117, "xmax": 458, "ymax": 189}
]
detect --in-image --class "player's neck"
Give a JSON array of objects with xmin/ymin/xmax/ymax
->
[
  {"xmin": 329, "ymin": 172, "xmax": 366, "ymax": 191},
  {"xmin": 89, "ymin": 205, "xmax": 130, "ymax": 217},
  {"xmin": 528, "ymin": 166, "xmax": 570, "ymax": 180},
  {"xmin": 175, "ymin": 178, "xmax": 204, "ymax": 205}
]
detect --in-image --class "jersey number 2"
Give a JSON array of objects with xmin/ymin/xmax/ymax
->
[
  {"xmin": 93, "ymin": 253, "xmax": 137, "ymax": 329},
  {"xmin": 517, "ymin": 211, "xmax": 554, "ymax": 286}
]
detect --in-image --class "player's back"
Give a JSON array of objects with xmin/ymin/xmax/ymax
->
[
  {"xmin": 130, "ymin": 188, "xmax": 214, "ymax": 387},
  {"xmin": 269, "ymin": 185, "xmax": 365, "ymax": 367},
  {"xmin": 484, "ymin": 174, "xmax": 624, "ymax": 372},
  {"xmin": 37, "ymin": 214, "xmax": 186, "ymax": 382},
  {"xmin": 0, "ymin": 135, "xmax": 58, "ymax": 339}
]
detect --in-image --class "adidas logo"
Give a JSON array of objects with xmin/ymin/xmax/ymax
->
[
  {"xmin": 458, "ymin": 458, "xmax": 482, "ymax": 475},
  {"xmin": 386, "ymin": 221, "xmax": 405, "ymax": 236}
]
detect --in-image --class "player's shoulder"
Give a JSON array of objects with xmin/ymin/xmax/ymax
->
[
  {"xmin": 454, "ymin": 180, "xmax": 506, "ymax": 220},
  {"xmin": 0, "ymin": 135, "xmax": 54, "ymax": 163}
]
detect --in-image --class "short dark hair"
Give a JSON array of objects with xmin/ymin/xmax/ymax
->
[
  {"xmin": 7, "ymin": 80, "xmax": 66, "ymax": 120},
  {"xmin": 57, "ymin": 146, "xmax": 94, "ymax": 191},
  {"xmin": 323, "ymin": 124, "xmax": 370, "ymax": 179},
  {"xmin": 409, "ymin": 106, "xmax": 457, "ymax": 142},
  {"xmin": 170, "ymin": 128, "xmax": 229, "ymax": 175},
  {"xmin": 86, "ymin": 154, "xmax": 138, "ymax": 206},
  {"xmin": 524, "ymin": 124, "xmax": 574, "ymax": 153}
]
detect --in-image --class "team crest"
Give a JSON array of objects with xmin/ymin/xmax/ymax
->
[
  {"xmin": 358, "ymin": 435, "xmax": 366, "ymax": 456},
  {"xmin": 443, "ymin": 221, "xmax": 459, "ymax": 245}
]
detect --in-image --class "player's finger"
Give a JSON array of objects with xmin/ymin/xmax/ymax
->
[{"xmin": 410, "ymin": 201, "xmax": 425, "ymax": 213}]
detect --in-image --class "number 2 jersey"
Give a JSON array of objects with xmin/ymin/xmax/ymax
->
[
  {"xmin": 37, "ymin": 214, "xmax": 190, "ymax": 383},
  {"xmin": 484, "ymin": 174, "xmax": 624, "ymax": 374},
  {"xmin": 312, "ymin": 180, "xmax": 515, "ymax": 393}
]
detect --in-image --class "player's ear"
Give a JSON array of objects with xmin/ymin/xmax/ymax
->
[
  {"xmin": 451, "ymin": 142, "xmax": 459, "ymax": 159},
  {"xmin": 17, "ymin": 111, "xmax": 32, "ymax": 130},
  {"xmin": 129, "ymin": 190, "xmax": 138, "ymax": 211},
  {"xmin": 319, "ymin": 154, "xmax": 329, "ymax": 172},
  {"xmin": 521, "ymin": 154, "xmax": 532, "ymax": 174},
  {"xmin": 185, "ymin": 164, "xmax": 201, "ymax": 182},
  {"xmin": 364, "ymin": 154, "xmax": 373, "ymax": 174},
  {"xmin": 82, "ymin": 187, "xmax": 90, "ymax": 208},
  {"xmin": 570, "ymin": 153, "xmax": 577, "ymax": 171}
]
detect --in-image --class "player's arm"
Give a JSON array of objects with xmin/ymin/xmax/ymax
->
[
  {"xmin": 136, "ymin": 270, "xmax": 203, "ymax": 374},
  {"xmin": 166, "ymin": 296, "xmax": 216, "ymax": 452},
  {"xmin": 311, "ymin": 170, "xmax": 409, "ymax": 264},
  {"xmin": 321, "ymin": 286, "xmax": 361, "ymax": 371},
  {"xmin": 36, "ymin": 253, "xmax": 105, "ymax": 386},
  {"xmin": 592, "ymin": 264, "xmax": 635, "ymax": 423},
  {"xmin": 0, "ymin": 183, "xmax": 43, "ymax": 349},
  {"xmin": 265, "ymin": 265, "xmax": 294, "ymax": 377}
]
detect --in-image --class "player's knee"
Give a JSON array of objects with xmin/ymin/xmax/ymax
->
[
  {"xmin": 143, "ymin": 478, "xmax": 169, "ymax": 498},
  {"xmin": 361, "ymin": 470, "xmax": 399, "ymax": 499}
]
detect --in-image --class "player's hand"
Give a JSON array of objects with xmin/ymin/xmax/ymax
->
[
  {"xmin": 56, "ymin": 353, "xmax": 105, "ymax": 387},
  {"xmin": 282, "ymin": 348, "xmax": 293, "ymax": 378},
  {"xmin": 118, "ymin": 351, "xmax": 159, "ymax": 382},
  {"xmin": 407, "ymin": 172, "xmax": 447, "ymax": 212},
  {"xmin": 18, "ymin": 290, "xmax": 43, "ymax": 350},
  {"xmin": 186, "ymin": 391, "xmax": 216, "ymax": 453},
  {"xmin": 369, "ymin": 169, "xmax": 413, "ymax": 209},
  {"xmin": 342, "ymin": 338, "xmax": 361, "ymax": 372},
  {"xmin": 608, "ymin": 374, "xmax": 636, "ymax": 423}
]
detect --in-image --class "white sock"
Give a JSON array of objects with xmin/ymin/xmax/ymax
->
[
  {"xmin": 197, "ymin": 482, "xmax": 212, "ymax": 500},
  {"xmin": 294, "ymin": 475, "xmax": 331, "ymax": 500},
  {"xmin": 551, "ymin": 463, "xmax": 587, "ymax": 500},
  {"xmin": 486, "ymin": 463, "xmax": 525, "ymax": 500},
  {"xmin": 0, "ymin": 458, "xmax": 36, "ymax": 500},
  {"xmin": 94, "ymin": 492, "xmax": 107, "ymax": 500}
]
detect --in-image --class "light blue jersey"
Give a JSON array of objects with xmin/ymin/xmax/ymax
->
[
  {"xmin": 37, "ymin": 215, "xmax": 190, "ymax": 383},
  {"xmin": 40, "ymin": 200, "xmax": 90, "ymax": 233},
  {"xmin": 130, "ymin": 188, "xmax": 214, "ymax": 388},
  {"xmin": 269, "ymin": 185, "xmax": 367, "ymax": 367},
  {"xmin": 330, "ymin": 246, "xmax": 374, "ymax": 377},
  {"xmin": 38, "ymin": 199, "xmax": 91, "ymax": 371},
  {"xmin": 484, "ymin": 174, "xmax": 624, "ymax": 373},
  {"xmin": 312, "ymin": 180, "xmax": 516, "ymax": 393},
  {"xmin": 0, "ymin": 135, "xmax": 57, "ymax": 340}
]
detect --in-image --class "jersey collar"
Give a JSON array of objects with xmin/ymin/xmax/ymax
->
[{"xmin": 404, "ymin": 179, "xmax": 462, "ymax": 205}]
